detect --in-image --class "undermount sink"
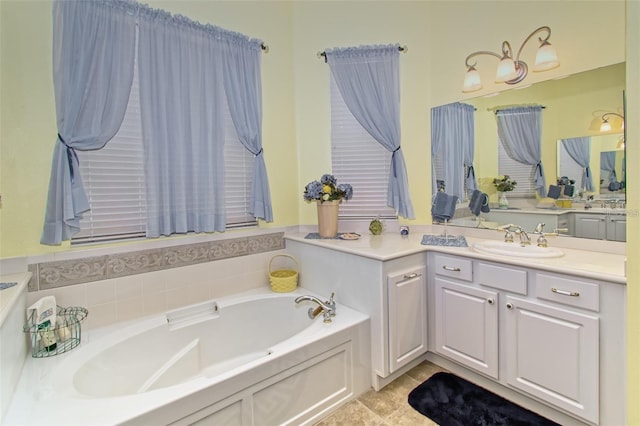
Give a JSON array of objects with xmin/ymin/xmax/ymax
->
[{"xmin": 472, "ymin": 240, "xmax": 564, "ymax": 258}]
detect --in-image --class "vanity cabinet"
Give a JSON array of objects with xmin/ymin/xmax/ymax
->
[
  {"xmin": 285, "ymin": 240, "xmax": 428, "ymax": 390},
  {"xmin": 572, "ymin": 212, "xmax": 626, "ymax": 241},
  {"xmin": 504, "ymin": 295, "xmax": 599, "ymax": 422},
  {"xmin": 387, "ymin": 266, "xmax": 427, "ymax": 373},
  {"xmin": 428, "ymin": 253, "xmax": 623, "ymax": 425},
  {"xmin": 432, "ymin": 255, "xmax": 498, "ymax": 379}
]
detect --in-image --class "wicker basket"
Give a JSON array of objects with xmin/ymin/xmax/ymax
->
[{"xmin": 269, "ymin": 254, "xmax": 299, "ymax": 293}]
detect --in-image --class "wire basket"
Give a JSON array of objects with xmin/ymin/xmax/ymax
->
[
  {"xmin": 269, "ymin": 254, "xmax": 298, "ymax": 293},
  {"xmin": 24, "ymin": 305, "xmax": 88, "ymax": 358}
]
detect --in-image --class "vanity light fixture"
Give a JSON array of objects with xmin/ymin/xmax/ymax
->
[
  {"xmin": 600, "ymin": 112, "xmax": 624, "ymax": 132},
  {"xmin": 462, "ymin": 26, "xmax": 559, "ymax": 93}
]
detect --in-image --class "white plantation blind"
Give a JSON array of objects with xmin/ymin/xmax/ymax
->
[
  {"xmin": 74, "ymin": 55, "xmax": 255, "ymax": 244},
  {"xmin": 223, "ymin": 101, "xmax": 256, "ymax": 228},
  {"xmin": 75, "ymin": 59, "xmax": 146, "ymax": 243},
  {"xmin": 330, "ymin": 77, "xmax": 396, "ymax": 219},
  {"xmin": 558, "ymin": 142, "xmax": 583, "ymax": 187},
  {"xmin": 498, "ymin": 138, "xmax": 536, "ymax": 197}
]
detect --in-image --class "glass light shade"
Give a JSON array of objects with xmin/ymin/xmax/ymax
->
[
  {"xmin": 533, "ymin": 41, "xmax": 559, "ymax": 71},
  {"xmin": 463, "ymin": 67, "xmax": 482, "ymax": 92},
  {"xmin": 495, "ymin": 57, "xmax": 517, "ymax": 82},
  {"xmin": 600, "ymin": 120, "xmax": 612, "ymax": 132}
]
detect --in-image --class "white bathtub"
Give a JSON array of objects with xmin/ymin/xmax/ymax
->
[{"xmin": 6, "ymin": 288, "xmax": 371, "ymax": 426}]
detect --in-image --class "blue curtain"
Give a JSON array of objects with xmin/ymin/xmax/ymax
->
[
  {"xmin": 222, "ymin": 37, "xmax": 273, "ymax": 222},
  {"xmin": 600, "ymin": 151, "xmax": 617, "ymax": 182},
  {"xmin": 561, "ymin": 137, "xmax": 593, "ymax": 191},
  {"xmin": 41, "ymin": 0, "xmax": 136, "ymax": 245},
  {"xmin": 431, "ymin": 102, "xmax": 476, "ymax": 200},
  {"xmin": 138, "ymin": 9, "xmax": 228, "ymax": 237},
  {"xmin": 496, "ymin": 106, "xmax": 546, "ymax": 197},
  {"xmin": 325, "ymin": 44, "xmax": 414, "ymax": 219}
]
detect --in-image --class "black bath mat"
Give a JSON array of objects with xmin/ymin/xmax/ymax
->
[{"xmin": 408, "ymin": 372, "xmax": 560, "ymax": 426}]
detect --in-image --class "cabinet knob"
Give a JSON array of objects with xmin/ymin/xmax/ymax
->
[
  {"xmin": 487, "ymin": 298, "xmax": 494, "ymax": 305},
  {"xmin": 506, "ymin": 303, "xmax": 514, "ymax": 309}
]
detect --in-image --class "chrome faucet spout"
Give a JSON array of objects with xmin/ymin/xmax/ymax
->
[{"xmin": 295, "ymin": 294, "xmax": 336, "ymax": 323}]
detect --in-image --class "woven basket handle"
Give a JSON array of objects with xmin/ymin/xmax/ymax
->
[{"xmin": 269, "ymin": 254, "xmax": 298, "ymax": 273}]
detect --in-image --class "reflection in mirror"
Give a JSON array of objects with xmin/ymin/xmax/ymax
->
[
  {"xmin": 432, "ymin": 62, "xmax": 626, "ymax": 240},
  {"xmin": 557, "ymin": 135, "xmax": 625, "ymax": 199}
]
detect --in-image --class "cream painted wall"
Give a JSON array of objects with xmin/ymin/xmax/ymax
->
[
  {"xmin": 0, "ymin": 0, "xmax": 297, "ymax": 258},
  {"xmin": 625, "ymin": 1, "xmax": 639, "ymax": 423}
]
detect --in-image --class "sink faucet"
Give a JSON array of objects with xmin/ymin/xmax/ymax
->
[
  {"xmin": 497, "ymin": 224, "xmax": 530, "ymax": 245},
  {"xmin": 533, "ymin": 223, "xmax": 548, "ymax": 247},
  {"xmin": 295, "ymin": 293, "xmax": 336, "ymax": 323}
]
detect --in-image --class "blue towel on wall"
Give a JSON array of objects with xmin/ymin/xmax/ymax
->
[{"xmin": 432, "ymin": 192, "xmax": 458, "ymax": 222}]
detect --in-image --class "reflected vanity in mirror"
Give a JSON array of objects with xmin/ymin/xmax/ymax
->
[{"xmin": 432, "ymin": 62, "xmax": 626, "ymax": 241}]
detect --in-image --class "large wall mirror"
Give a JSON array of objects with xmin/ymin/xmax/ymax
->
[{"xmin": 432, "ymin": 62, "xmax": 626, "ymax": 241}]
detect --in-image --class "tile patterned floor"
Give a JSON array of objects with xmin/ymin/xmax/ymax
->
[{"xmin": 315, "ymin": 360, "xmax": 446, "ymax": 426}]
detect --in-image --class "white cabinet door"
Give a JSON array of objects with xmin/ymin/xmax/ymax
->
[
  {"xmin": 573, "ymin": 213, "xmax": 607, "ymax": 239},
  {"xmin": 387, "ymin": 266, "xmax": 427, "ymax": 373},
  {"xmin": 434, "ymin": 277, "xmax": 498, "ymax": 379},
  {"xmin": 606, "ymin": 215, "xmax": 626, "ymax": 241},
  {"xmin": 504, "ymin": 296, "xmax": 599, "ymax": 424}
]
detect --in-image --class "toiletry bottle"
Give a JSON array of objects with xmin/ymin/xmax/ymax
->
[{"xmin": 28, "ymin": 296, "xmax": 58, "ymax": 352}]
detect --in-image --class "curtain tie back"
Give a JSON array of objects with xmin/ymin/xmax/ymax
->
[
  {"xmin": 58, "ymin": 133, "xmax": 79, "ymax": 184},
  {"xmin": 466, "ymin": 164, "xmax": 475, "ymax": 179},
  {"xmin": 535, "ymin": 161, "xmax": 542, "ymax": 175},
  {"xmin": 391, "ymin": 146, "xmax": 401, "ymax": 177},
  {"xmin": 255, "ymin": 147, "xmax": 263, "ymax": 157}
]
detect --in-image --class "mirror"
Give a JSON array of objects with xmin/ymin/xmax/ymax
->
[
  {"xmin": 557, "ymin": 135, "xmax": 625, "ymax": 199},
  {"xmin": 433, "ymin": 62, "xmax": 626, "ymax": 240}
]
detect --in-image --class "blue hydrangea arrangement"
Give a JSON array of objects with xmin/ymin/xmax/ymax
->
[{"xmin": 303, "ymin": 174, "xmax": 353, "ymax": 203}]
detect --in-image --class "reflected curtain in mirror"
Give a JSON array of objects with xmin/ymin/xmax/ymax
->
[
  {"xmin": 431, "ymin": 102, "xmax": 476, "ymax": 200},
  {"xmin": 496, "ymin": 106, "xmax": 546, "ymax": 197},
  {"xmin": 601, "ymin": 151, "xmax": 617, "ymax": 183},
  {"xmin": 560, "ymin": 137, "xmax": 593, "ymax": 191}
]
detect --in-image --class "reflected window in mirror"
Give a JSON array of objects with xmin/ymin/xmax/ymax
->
[
  {"xmin": 558, "ymin": 136, "xmax": 594, "ymax": 192},
  {"xmin": 496, "ymin": 106, "xmax": 545, "ymax": 198},
  {"xmin": 431, "ymin": 102, "xmax": 476, "ymax": 200}
]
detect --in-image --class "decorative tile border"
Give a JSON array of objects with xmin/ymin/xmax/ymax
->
[{"xmin": 29, "ymin": 232, "xmax": 285, "ymax": 291}]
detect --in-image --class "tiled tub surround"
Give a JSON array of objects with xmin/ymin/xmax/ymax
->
[{"xmin": 19, "ymin": 231, "xmax": 287, "ymax": 331}]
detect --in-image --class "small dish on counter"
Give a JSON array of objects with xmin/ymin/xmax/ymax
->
[{"xmin": 339, "ymin": 233, "xmax": 361, "ymax": 240}]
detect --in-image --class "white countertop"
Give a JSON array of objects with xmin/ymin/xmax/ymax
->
[
  {"xmin": 285, "ymin": 228, "xmax": 626, "ymax": 285},
  {"xmin": 0, "ymin": 272, "xmax": 32, "ymax": 327}
]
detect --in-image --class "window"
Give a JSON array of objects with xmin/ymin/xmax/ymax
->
[
  {"xmin": 74, "ymin": 54, "xmax": 255, "ymax": 244},
  {"xmin": 330, "ymin": 76, "xmax": 396, "ymax": 219},
  {"xmin": 558, "ymin": 142, "xmax": 583, "ymax": 187},
  {"xmin": 498, "ymin": 140, "xmax": 536, "ymax": 197}
]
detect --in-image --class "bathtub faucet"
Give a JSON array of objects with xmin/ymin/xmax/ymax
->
[{"xmin": 295, "ymin": 293, "xmax": 336, "ymax": 323}]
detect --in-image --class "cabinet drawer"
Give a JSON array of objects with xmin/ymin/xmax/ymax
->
[
  {"xmin": 433, "ymin": 254, "xmax": 472, "ymax": 282},
  {"xmin": 477, "ymin": 262, "xmax": 527, "ymax": 295},
  {"xmin": 534, "ymin": 273, "xmax": 599, "ymax": 312}
]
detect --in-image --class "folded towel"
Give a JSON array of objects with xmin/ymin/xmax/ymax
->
[
  {"xmin": 421, "ymin": 234, "xmax": 468, "ymax": 247},
  {"xmin": 468, "ymin": 190, "xmax": 482, "ymax": 216},
  {"xmin": 547, "ymin": 185, "xmax": 562, "ymax": 199},
  {"xmin": 432, "ymin": 192, "xmax": 458, "ymax": 222}
]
